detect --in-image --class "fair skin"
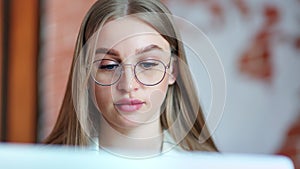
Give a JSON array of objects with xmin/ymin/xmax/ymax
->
[{"xmin": 90, "ymin": 16, "xmax": 176, "ymax": 154}]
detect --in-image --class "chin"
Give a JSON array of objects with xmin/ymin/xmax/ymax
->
[
  {"xmin": 105, "ymin": 115, "xmax": 142, "ymax": 131},
  {"xmin": 118, "ymin": 115, "xmax": 147, "ymax": 128}
]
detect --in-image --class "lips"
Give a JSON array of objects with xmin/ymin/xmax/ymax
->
[{"xmin": 114, "ymin": 98, "xmax": 145, "ymax": 112}]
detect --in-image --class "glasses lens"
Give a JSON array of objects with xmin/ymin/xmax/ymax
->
[
  {"xmin": 92, "ymin": 59, "xmax": 168, "ymax": 86},
  {"xmin": 92, "ymin": 59, "xmax": 121, "ymax": 86},
  {"xmin": 135, "ymin": 59, "xmax": 166, "ymax": 85}
]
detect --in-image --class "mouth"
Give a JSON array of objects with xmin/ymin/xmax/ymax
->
[{"xmin": 114, "ymin": 98, "xmax": 145, "ymax": 112}]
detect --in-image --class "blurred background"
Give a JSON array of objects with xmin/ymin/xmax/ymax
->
[{"xmin": 0, "ymin": 0, "xmax": 299, "ymax": 167}]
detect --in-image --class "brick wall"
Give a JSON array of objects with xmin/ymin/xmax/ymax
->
[{"xmin": 40, "ymin": 0, "xmax": 96, "ymax": 139}]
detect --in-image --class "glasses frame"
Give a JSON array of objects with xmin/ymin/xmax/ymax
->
[{"xmin": 92, "ymin": 56, "xmax": 172, "ymax": 86}]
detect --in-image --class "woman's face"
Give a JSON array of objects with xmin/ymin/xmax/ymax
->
[{"xmin": 92, "ymin": 17, "xmax": 175, "ymax": 130}]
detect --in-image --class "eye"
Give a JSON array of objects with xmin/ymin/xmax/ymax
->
[
  {"xmin": 99, "ymin": 64, "xmax": 119, "ymax": 70},
  {"xmin": 139, "ymin": 60, "xmax": 159, "ymax": 69},
  {"xmin": 96, "ymin": 59, "xmax": 119, "ymax": 71}
]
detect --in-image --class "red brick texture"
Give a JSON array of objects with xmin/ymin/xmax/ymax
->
[{"xmin": 41, "ymin": 0, "xmax": 96, "ymax": 138}]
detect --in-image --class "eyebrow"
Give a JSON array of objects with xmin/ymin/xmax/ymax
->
[
  {"xmin": 135, "ymin": 44, "xmax": 164, "ymax": 55},
  {"xmin": 95, "ymin": 44, "xmax": 165, "ymax": 56},
  {"xmin": 95, "ymin": 48, "xmax": 119, "ymax": 56}
]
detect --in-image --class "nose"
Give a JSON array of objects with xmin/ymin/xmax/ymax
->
[{"xmin": 117, "ymin": 65, "xmax": 138, "ymax": 92}]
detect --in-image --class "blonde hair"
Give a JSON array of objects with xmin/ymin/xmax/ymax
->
[{"xmin": 44, "ymin": 0, "xmax": 218, "ymax": 152}]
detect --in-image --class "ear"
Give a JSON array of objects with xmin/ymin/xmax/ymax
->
[{"xmin": 168, "ymin": 58, "xmax": 177, "ymax": 85}]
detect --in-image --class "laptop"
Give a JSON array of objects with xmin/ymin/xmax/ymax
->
[{"xmin": 0, "ymin": 143, "xmax": 294, "ymax": 169}]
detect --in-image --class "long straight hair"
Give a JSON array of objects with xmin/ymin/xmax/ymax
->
[{"xmin": 44, "ymin": 0, "xmax": 218, "ymax": 152}]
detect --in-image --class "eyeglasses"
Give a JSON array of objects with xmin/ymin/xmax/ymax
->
[{"xmin": 91, "ymin": 57, "xmax": 171, "ymax": 86}]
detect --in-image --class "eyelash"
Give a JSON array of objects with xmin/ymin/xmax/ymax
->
[
  {"xmin": 139, "ymin": 61, "xmax": 159, "ymax": 69},
  {"xmin": 99, "ymin": 64, "xmax": 119, "ymax": 70},
  {"xmin": 96, "ymin": 59, "xmax": 161, "ymax": 71}
]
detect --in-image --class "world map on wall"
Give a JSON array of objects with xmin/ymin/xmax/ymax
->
[{"xmin": 164, "ymin": 0, "xmax": 300, "ymax": 83}]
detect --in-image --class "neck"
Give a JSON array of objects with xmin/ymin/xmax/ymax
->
[{"xmin": 98, "ymin": 115, "xmax": 163, "ymax": 156}]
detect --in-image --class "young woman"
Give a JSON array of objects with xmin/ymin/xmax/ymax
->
[{"xmin": 44, "ymin": 0, "xmax": 218, "ymax": 156}]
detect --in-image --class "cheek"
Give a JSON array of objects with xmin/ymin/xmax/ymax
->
[
  {"xmin": 147, "ymin": 79, "xmax": 169, "ymax": 106},
  {"xmin": 94, "ymin": 86, "xmax": 113, "ymax": 112},
  {"xmin": 159, "ymin": 76, "xmax": 171, "ymax": 92}
]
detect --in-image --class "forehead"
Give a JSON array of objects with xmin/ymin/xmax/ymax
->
[{"xmin": 96, "ymin": 16, "xmax": 170, "ymax": 52}]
